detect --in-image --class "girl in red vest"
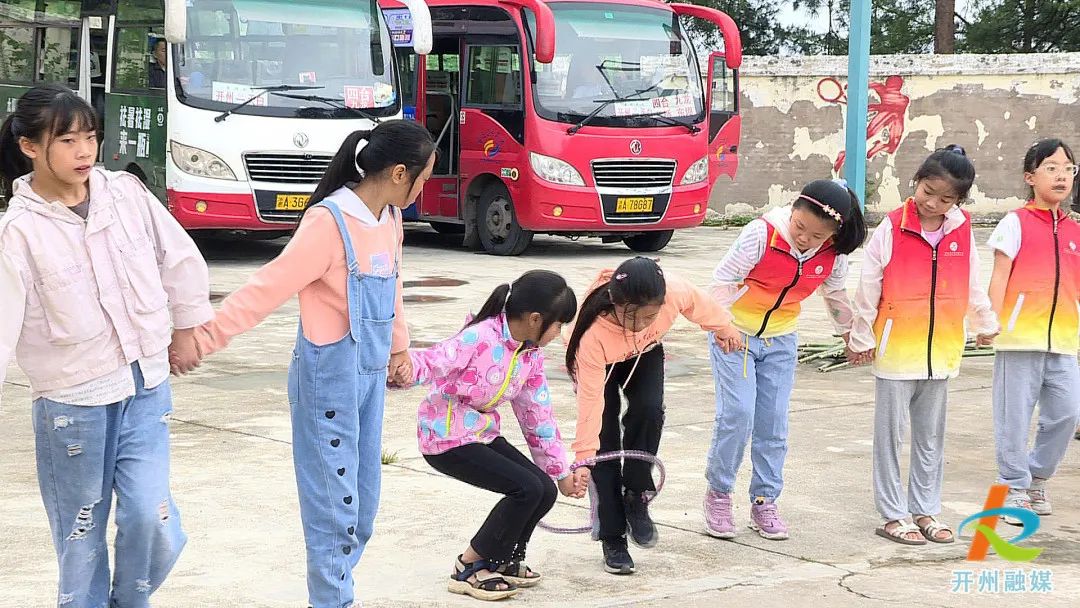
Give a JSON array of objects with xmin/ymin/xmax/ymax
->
[
  {"xmin": 847, "ymin": 146, "xmax": 1000, "ymax": 545},
  {"xmin": 703, "ymin": 179, "xmax": 866, "ymax": 540},
  {"xmin": 986, "ymin": 138, "xmax": 1080, "ymax": 524}
]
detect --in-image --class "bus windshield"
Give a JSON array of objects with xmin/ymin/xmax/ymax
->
[
  {"xmin": 175, "ymin": 0, "xmax": 398, "ymax": 118},
  {"xmin": 527, "ymin": 4, "xmax": 704, "ymax": 128}
]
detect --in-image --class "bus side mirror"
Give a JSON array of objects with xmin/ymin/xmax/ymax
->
[
  {"xmin": 164, "ymin": 0, "xmax": 186, "ymax": 44},
  {"xmin": 400, "ymin": 0, "xmax": 433, "ymax": 55}
]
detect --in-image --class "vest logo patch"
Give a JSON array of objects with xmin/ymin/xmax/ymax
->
[
  {"xmin": 814, "ymin": 265, "xmax": 824, "ymax": 275},
  {"xmin": 949, "ymin": 241, "xmax": 959, "ymax": 252}
]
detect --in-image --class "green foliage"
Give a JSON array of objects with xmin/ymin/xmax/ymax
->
[{"xmin": 961, "ymin": 0, "xmax": 1080, "ymax": 53}]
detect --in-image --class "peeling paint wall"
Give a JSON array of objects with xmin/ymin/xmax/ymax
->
[{"xmin": 710, "ymin": 53, "xmax": 1080, "ymax": 218}]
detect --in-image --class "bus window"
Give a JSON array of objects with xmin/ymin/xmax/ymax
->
[
  {"xmin": 0, "ymin": 27, "xmax": 35, "ymax": 83},
  {"xmin": 710, "ymin": 55, "xmax": 736, "ymax": 114},
  {"xmin": 114, "ymin": 27, "xmax": 162, "ymax": 92},
  {"xmin": 466, "ymin": 46, "xmax": 521, "ymax": 107},
  {"xmin": 40, "ymin": 27, "xmax": 80, "ymax": 87}
]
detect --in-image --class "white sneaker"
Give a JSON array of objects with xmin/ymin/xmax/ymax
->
[
  {"xmin": 1002, "ymin": 490, "xmax": 1035, "ymax": 526},
  {"xmin": 1028, "ymin": 479, "xmax": 1052, "ymax": 516}
]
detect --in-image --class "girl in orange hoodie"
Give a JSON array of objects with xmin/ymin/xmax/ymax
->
[{"xmin": 564, "ymin": 257, "xmax": 740, "ymax": 574}]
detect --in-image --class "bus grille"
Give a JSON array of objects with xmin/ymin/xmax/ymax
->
[
  {"xmin": 591, "ymin": 159, "xmax": 677, "ymax": 189},
  {"xmin": 244, "ymin": 153, "xmax": 333, "ymax": 184}
]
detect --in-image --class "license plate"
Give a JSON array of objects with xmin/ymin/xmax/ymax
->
[
  {"xmin": 615, "ymin": 197, "xmax": 654, "ymax": 213},
  {"xmin": 275, "ymin": 194, "xmax": 310, "ymax": 211}
]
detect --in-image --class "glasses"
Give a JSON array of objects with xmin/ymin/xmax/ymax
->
[{"xmin": 1039, "ymin": 164, "xmax": 1079, "ymax": 177}]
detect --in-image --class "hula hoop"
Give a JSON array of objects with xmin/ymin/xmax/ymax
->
[{"xmin": 538, "ymin": 450, "xmax": 665, "ymax": 535}]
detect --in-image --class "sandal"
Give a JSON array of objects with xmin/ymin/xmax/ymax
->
[
  {"xmin": 875, "ymin": 520, "xmax": 927, "ymax": 545},
  {"xmin": 914, "ymin": 515, "xmax": 955, "ymax": 544},
  {"xmin": 497, "ymin": 561, "xmax": 542, "ymax": 588},
  {"xmin": 448, "ymin": 555, "xmax": 519, "ymax": 601}
]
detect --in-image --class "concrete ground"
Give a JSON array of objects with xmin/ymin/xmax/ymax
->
[{"xmin": 2, "ymin": 225, "xmax": 1078, "ymax": 608}]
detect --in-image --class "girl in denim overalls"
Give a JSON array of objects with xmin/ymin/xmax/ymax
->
[
  {"xmin": 1, "ymin": 85, "xmax": 212, "ymax": 607},
  {"xmin": 190, "ymin": 121, "xmax": 436, "ymax": 608}
]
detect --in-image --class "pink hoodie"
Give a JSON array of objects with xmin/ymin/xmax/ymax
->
[{"xmin": 411, "ymin": 313, "xmax": 571, "ymax": 480}]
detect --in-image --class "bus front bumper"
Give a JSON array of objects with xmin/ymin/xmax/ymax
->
[
  {"xmin": 515, "ymin": 178, "xmax": 710, "ymax": 232},
  {"xmin": 167, "ymin": 189, "xmax": 299, "ymax": 231}
]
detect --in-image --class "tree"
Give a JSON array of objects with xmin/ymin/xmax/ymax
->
[
  {"xmin": 792, "ymin": 0, "xmax": 936, "ymax": 54},
  {"xmin": 681, "ymin": 1, "xmax": 798, "ymax": 56},
  {"xmin": 935, "ymin": 0, "xmax": 956, "ymax": 53},
  {"xmin": 960, "ymin": 0, "xmax": 1080, "ymax": 53}
]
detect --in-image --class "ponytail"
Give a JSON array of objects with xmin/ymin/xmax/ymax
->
[
  {"xmin": 0, "ymin": 114, "xmax": 30, "ymax": 198},
  {"xmin": 468, "ymin": 270, "xmax": 577, "ymax": 339},
  {"xmin": 833, "ymin": 188, "xmax": 867, "ymax": 255},
  {"xmin": 564, "ymin": 280, "xmax": 614, "ymax": 383}
]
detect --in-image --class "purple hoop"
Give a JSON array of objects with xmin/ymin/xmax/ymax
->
[{"xmin": 538, "ymin": 450, "xmax": 666, "ymax": 535}]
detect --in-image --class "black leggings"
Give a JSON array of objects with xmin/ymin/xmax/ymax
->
[
  {"xmin": 593, "ymin": 344, "xmax": 665, "ymax": 541},
  {"xmin": 424, "ymin": 436, "xmax": 557, "ymax": 564}
]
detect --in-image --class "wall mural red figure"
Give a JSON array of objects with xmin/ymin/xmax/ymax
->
[{"xmin": 818, "ymin": 75, "xmax": 910, "ymax": 174}]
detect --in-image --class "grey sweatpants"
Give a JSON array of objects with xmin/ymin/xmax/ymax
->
[
  {"xmin": 873, "ymin": 378, "xmax": 949, "ymax": 522},
  {"xmin": 993, "ymin": 351, "xmax": 1080, "ymax": 490}
]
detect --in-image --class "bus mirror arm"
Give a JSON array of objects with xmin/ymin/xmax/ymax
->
[
  {"xmin": 400, "ymin": 0, "xmax": 433, "ymax": 55},
  {"xmin": 501, "ymin": 0, "xmax": 555, "ymax": 63},
  {"xmin": 669, "ymin": 4, "xmax": 741, "ymax": 70},
  {"xmin": 164, "ymin": 0, "xmax": 187, "ymax": 44}
]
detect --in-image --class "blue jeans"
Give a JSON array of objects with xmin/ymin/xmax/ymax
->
[
  {"xmin": 32, "ymin": 364, "xmax": 185, "ymax": 608},
  {"xmin": 705, "ymin": 332, "xmax": 798, "ymax": 503}
]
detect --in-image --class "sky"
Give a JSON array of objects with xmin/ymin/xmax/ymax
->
[{"xmin": 776, "ymin": 0, "xmax": 977, "ymax": 33}]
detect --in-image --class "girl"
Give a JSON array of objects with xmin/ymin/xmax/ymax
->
[
  {"xmin": 704, "ymin": 179, "xmax": 866, "ymax": 541},
  {"xmin": 187, "ymin": 121, "xmax": 436, "ymax": 608},
  {"xmin": 565, "ymin": 256, "xmax": 741, "ymax": 575},
  {"xmin": 847, "ymin": 146, "xmax": 999, "ymax": 545},
  {"xmin": 986, "ymin": 138, "xmax": 1080, "ymax": 524},
  {"xmin": 0, "ymin": 84, "xmax": 211, "ymax": 606},
  {"xmin": 408, "ymin": 270, "xmax": 589, "ymax": 601}
]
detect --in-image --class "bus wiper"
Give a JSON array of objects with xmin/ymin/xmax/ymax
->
[
  {"xmin": 566, "ymin": 98, "xmax": 621, "ymax": 135},
  {"xmin": 213, "ymin": 85, "xmax": 323, "ymax": 123},
  {"xmin": 270, "ymin": 92, "xmax": 382, "ymax": 123},
  {"xmin": 628, "ymin": 111, "xmax": 700, "ymax": 134}
]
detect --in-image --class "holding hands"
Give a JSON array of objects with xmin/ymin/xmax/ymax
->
[
  {"xmin": 557, "ymin": 467, "xmax": 591, "ymax": 499},
  {"xmin": 386, "ymin": 351, "xmax": 413, "ymax": 388},
  {"xmin": 169, "ymin": 328, "xmax": 203, "ymax": 376},
  {"xmin": 714, "ymin": 326, "xmax": 745, "ymax": 354}
]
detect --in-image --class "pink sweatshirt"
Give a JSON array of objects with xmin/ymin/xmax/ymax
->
[
  {"xmin": 411, "ymin": 314, "xmax": 571, "ymax": 480},
  {"xmin": 567, "ymin": 270, "xmax": 733, "ymax": 461},
  {"xmin": 195, "ymin": 188, "xmax": 408, "ymax": 355}
]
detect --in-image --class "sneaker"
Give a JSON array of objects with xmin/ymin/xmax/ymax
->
[
  {"xmin": 1002, "ymin": 489, "xmax": 1035, "ymax": 526},
  {"xmin": 602, "ymin": 537, "xmax": 635, "ymax": 575},
  {"xmin": 704, "ymin": 489, "xmax": 736, "ymax": 539},
  {"xmin": 749, "ymin": 497, "xmax": 790, "ymax": 540},
  {"xmin": 624, "ymin": 490, "xmax": 658, "ymax": 548},
  {"xmin": 1027, "ymin": 479, "xmax": 1052, "ymax": 516}
]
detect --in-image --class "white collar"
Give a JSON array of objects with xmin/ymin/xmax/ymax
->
[{"xmin": 325, "ymin": 187, "xmax": 392, "ymax": 226}]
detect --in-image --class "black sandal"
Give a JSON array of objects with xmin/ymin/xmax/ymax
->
[
  {"xmin": 448, "ymin": 555, "xmax": 519, "ymax": 601},
  {"xmin": 497, "ymin": 561, "xmax": 542, "ymax": 587}
]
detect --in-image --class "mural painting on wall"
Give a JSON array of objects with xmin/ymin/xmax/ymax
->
[{"xmin": 818, "ymin": 75, "xmax": 910, "ymax": 174}]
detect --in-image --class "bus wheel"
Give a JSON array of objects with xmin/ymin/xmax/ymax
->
[
  {"xmin": 478, "ymin": 185, "xmax": 532, "ymax": 256},
  {"xmin": 623, "ymin": 230, "xmax": 674, "ymax": 252},
  {"xmin": 429, "ymin": 221, "xmax": 465, "ymax": 235}
]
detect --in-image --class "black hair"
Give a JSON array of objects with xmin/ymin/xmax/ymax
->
[
  {"xmin": 792, "ymin": 179, "xmax": 867, "ymax": 255},
  {"xmin": 913, "ymin": 144, "xmax": 976, "ymax": 201},
  {"xmin": 305, "ymin": 120, "xmax": 435, "ymax": 209},
  {"xmin": 0, "ymin": 84, "xmax": 98, "ymax": 196},
  {"xmin": 565, "ymin": 257, "xmax": 666, "ymax": 383},
  {"xmin": 1023, "ymin": 138, "xmax": 1077, "ymax": 210},
  {"xmin": 468, "ymin": 270, "xmax": 578, "ymax": 342}
]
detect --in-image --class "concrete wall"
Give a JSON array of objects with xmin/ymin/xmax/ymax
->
[{"xmin": 710, "ymin": 53, "xmax": 1080, "ymax": 218}]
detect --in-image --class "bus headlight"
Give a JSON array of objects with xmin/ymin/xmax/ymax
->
[
  {"xmin": 170, "ymin": 141, "xmax": 237, "ymax": 180},
  {"xmin": 681, "ymin": 157, "xmax": 709, "ymax": 185},
  {"xmin": 529, "ymin": 153, "xmax": 584, "ymax": 186}
]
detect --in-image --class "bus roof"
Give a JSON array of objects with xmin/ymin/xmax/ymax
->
[{"xmin": 378, "ymin": 0, "xmax": 741, "ymax": 68}]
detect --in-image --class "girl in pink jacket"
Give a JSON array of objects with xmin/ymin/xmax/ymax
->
[
  {"xmin": 0, "ymin": 85, "xmax": 212, "ymax": 607},
  {"xmin": 409, "ymin": 270, "xmax": 588, "ymax": 601}
]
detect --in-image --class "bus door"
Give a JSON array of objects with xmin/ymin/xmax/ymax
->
[
  {"xmin": 420, "ymin": 34, "xmax": 462, "ymax": 221},
  {"xmin": 706, "ymin": 51, "xmax": 739, "ymax": 180}
]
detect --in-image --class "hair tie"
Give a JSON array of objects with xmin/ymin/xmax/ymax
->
[
  {"xmin": 614, "ymin": 273, "xmax": 628, "ymax": 280},
  {"xmin": 798, "ymin": 194, "xmax": 844, "ymax": 225},
  {"xmin": 832, "ymin": 177, "xmax": 848, "ymax": 189},
  {"xmin": 354, "ymin": 138, "xmax": 369, "ymax": 178}
]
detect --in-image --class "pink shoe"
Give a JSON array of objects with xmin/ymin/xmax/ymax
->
[
  {"xmin": 749, "ymin": 498, "xmax": 790, "ymax": 540},
  {"xmin": 704, "ymin": 489, "xmax": 736, "ymax": 539}
]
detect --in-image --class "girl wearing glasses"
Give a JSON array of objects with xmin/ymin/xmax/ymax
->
[{"xmin": 986, "ymin": 138, "xmax": 1080, "ymax": 526}]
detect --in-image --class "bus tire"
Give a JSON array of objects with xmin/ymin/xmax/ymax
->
[
  {"xmin": 623, "ymin": 230, "xmax": 674, "ymax": 252},
  {"xmin": 429, "ymin": 221, "xmax": 466, "ymax": 235},
  {"xmin": 477, "ymin": 185, "xmax": 532, "ymax": 256}
]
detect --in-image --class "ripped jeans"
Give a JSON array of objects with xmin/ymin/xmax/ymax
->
[{"xmin": 32, "ymin": 364, "xmax": 186, "ymax": 608}]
